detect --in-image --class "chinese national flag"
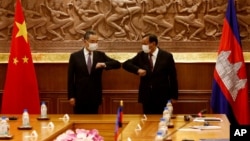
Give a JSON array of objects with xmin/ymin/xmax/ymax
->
[
  {"xmin": 211, "ymin": 0, "xmax": 249, "ymax": 125},
  {"xmin": 1, "ymin": 0, "xmax": 40, "ymax": 114}
]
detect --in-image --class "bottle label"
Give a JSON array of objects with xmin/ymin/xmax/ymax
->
[
  {"xmin": 22, "ymin": 113, "xmax": 30, "ymax": 126},
  {"xmin": 41, "ymin": 104, "xmax": 47, "ymax": 118}
]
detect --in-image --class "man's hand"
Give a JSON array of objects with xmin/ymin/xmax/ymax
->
[
  {"xmin": 69, "ymin": 98, "xmax": 75, "ymax": 106},
  {"xmin": 96, "ymin": 62, "xmax": 106, "ymax": 69},
  {"xmin": 137, "ymin": 69, "xmax": 147, "ymax": 76}
]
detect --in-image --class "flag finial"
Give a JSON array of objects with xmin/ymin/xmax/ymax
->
[{"xmin": 120, "ymin": 100, "xmax": 123, "ymax": 107}]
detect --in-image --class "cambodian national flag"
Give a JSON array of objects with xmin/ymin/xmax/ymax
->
[
  {"xmin": 114, "ymin": 104, "xmax": 123, "ymax": 141},
  {"xmin": 211, "ymin": 0, "xmax": 249, "ymax": 125}
]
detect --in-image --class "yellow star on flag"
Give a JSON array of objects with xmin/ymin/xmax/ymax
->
[
  {"xmin": 15, "ymin": 21, "xmax": 28, "ymax": 42},
  {"xmin": 22, "ymin": 56, "xmax": 29, "ymax": 63},
  {"xmin": 13, "ymin": 57, "xmax": 19, "ymax": 65}
]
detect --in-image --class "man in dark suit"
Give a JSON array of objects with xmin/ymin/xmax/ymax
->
[
  {"xmin": 122, "ymin": 33, "xmax": 178, "ymax": 114},
  {"xmin": 67, "ymin": 30, "xmax": 121, "ymax": 114}
]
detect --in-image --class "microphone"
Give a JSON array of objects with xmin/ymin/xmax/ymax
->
[
  {"xmin": 191, "ymin": 109, "xmax": 207, "ymax": 118},
  {"xmin": 184, "ymin": 109, "xmax": 207, "ymax": 121},
  {"xmin": 8, "ymin": 116, "xmax": 18, "ymax": 120}
]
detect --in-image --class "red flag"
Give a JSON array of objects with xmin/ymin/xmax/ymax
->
[
  {"xmin": 1, "ymin": 0, "xmax": 40, "ymax": 114},
  {"xmin": 211, "ymin": 0, "xmax": 249, "ymax": 125}
]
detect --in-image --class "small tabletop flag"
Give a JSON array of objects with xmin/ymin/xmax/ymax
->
[{"xmin": 115, "ymin": 100, "xmax": 123, "ymax": 141}]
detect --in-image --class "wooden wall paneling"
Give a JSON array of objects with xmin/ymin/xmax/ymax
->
[
  {"xmin": 1, "ymin": 63, "xmax": 250, "ymax": 114},
  {"xmin": 176, "ymin": 63, "xmax": 215, "ymax": 90},
  {"xmin": 173, "ymin": 100, "xmax": 210, "ymax": 115},
  {"xmin": 35, "ymin": 63, "xmax": 69, "ymax": 114},
  {"xmin": 176, "ymin": 90, "xmax": 212, "ymax": 114},
  {"xmin": 35, "ymin": 64, "xmax": 68, "ymax": 91},
  {"xmin": 41, "ymin": 91, "xmax": 72, "ymax": 114},
  {"xmin": 105, "ymin": 92, "xmax": 143, "ymax": 114},
  {"xmin": 39, "ymin": 97, "xmax": 53, "ymax": 114},
  {"xmin": 57, "ymin": 97, "xmax": 73, "ymax": 114},
  {"xmin": 102, "ymin": 69, "xmax": 140, "ymax": 90},
  {"xmin": 0, "ymin": 64, "xmax": 7, "ymax": 111}
]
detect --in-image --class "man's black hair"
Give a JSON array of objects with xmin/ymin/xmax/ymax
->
[
  {"xmin": 143, "ymin": 33, "xmax": 158, "ymax": 45},
  {"xmin": 84, "ymin": 30, "xmax": 97, "ymax": 40}
]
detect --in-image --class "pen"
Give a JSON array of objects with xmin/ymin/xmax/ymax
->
[{"xmin": 204, "ymin": 119, "xmax": 221, "ymax": 121}]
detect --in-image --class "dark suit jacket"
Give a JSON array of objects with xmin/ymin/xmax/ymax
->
[
  {"xmin": 122, "ymin": 48, "xmax": 178, "ymax": 104},
  {"xmin": 67, "ymin": 49, "xmax": 121, "ymax": 107}
]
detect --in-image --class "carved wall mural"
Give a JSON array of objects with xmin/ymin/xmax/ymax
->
[{"xmin": 0, "ymin": 0, "xmax": 250, "ymax": 53}]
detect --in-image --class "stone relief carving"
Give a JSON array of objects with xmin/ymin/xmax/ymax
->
[
  {"xmin": 174, "ymin": 0, "xmax": 205, "ymax": 41},
  {"xmin": 236, "ymin": 0, "xmax": 250, "ymax": 39},
  {"xmin": 203, "ymin": 0, "xmax": 227, "ymax": 40},
  {"xmin": 0, "ymin": 0, "xmax": 250, "ymax": 53},
  {"xmin": 106, "ymin": 0, "xmax": 142, "ymax": 41},
  {"xmin": 70, "ymin": 0, "xmax": 105, "ymax": 38},
  {"xmin": 142, "ymin": 0, "xmax": 174, "ymax": 40},
  {"xmin": 0, "ymin": 0, "xmax": 14, "ymax": 40},
  {"xmin": 23, "ymin": 0, "xmax": 47, "ymax": 40}
]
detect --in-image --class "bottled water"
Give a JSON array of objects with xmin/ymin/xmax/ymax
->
[
  {"xmin": 0, "ymin": 116, "xmax": 9, "ymax": 135},
  {"xmin": 41, "ymin": 101, "xmax": 47, "ymax": 118},
  {"xmin": 154, "ymin": 131, "xmax": 164, "ymax": 141},
  {"xmin": 162, "ymin": 107, "xmax": 170, "ymax": 125},
  {"xmin": 158, "ymin": 118, "xmax": 167, "ymax": 127},
  {"xmin": 22, "ymin": 109, "xmax": 30, "ymax": 127},
  {"xmin": 158, "ymin": 118, "xmax": 168, "ymax": 137},
  {"xmin": 166, "ymin": 100, "xmax": 173, "ymax": 116},
  {"xmin": 163, "ymin": 107, "xmax": 169, "ymax": 116},
  {"xmin": 0, "ymin": 117, "xmax": 3, "ymax": 135}
]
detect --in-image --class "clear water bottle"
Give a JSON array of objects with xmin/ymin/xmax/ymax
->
[
  {"xmin": 166, "ymin": 100, "xmax": 173, "ymax": 116},
  {"xmin": 41, "ymin": 101, "xmax": 47, "ymax": 118},
  {"xmin": 162, "ymin": 107, "xmax": 170, "ymax": 124},
  {"xmin": 159, "ymin": 118, "xmax": 167, "ymax": 127},
  {"xmin": 22, "ymin": 109, "xmax": 30, "ymax": 127},
  {"xmin": 154, "ymin": 131, "xmax": 164, "ymax": 141},
  {"xmin": 0, "ymin": 116, "xmax": 9, "ymax": 135},
  {"xmin": 163, "ymin": 107, "xmax": 169, "ymax": 115},
  {"xmin": 0, "ymin": 117, "xmax": 3, "ymax": 135}
]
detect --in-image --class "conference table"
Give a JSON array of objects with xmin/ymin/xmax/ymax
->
[{"xmin": 0, "ymin": 114, "xmax": 229, "ymax": 141}]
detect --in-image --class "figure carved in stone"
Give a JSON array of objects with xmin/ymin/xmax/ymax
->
[
  {"xmin": 23, "ymin": 0, "xmax": 47, "ymax": 40},
  {"xmin": 237, "ymin": 0, "xmax": 250, "ymax": 39},
  {"xmin": 105, "ymin": 0, "xmax": 141, "ymax": 40},
  {"xmin": 174, "ymin": 0, "xmax": 205, "ymax": 41},
  {"xmin": 70, "ymin": 0, "xmax": 105, "ymax": 37},
  {"xmin": 41, "ymin": 0, "xmax": 74, "ymax": 41},
  {"xmin": 141, "ymin": 0, "xmax": 174, "ymax": 40},
  {"xmin": 0, "ymin": 0, "xmax": 14, "ymax": 40},
  {"xmin": 203, "ymin": 0, "xmax": 227, "ymax": 39}
]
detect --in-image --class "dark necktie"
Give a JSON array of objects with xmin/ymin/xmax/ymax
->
[
  {"xmin": 87, "ymin": 52, "xmax": 92, "ymax": 73},
  {"xmin": 149, "ymin": 53, "xmax": 153, "ymax": 71}
]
